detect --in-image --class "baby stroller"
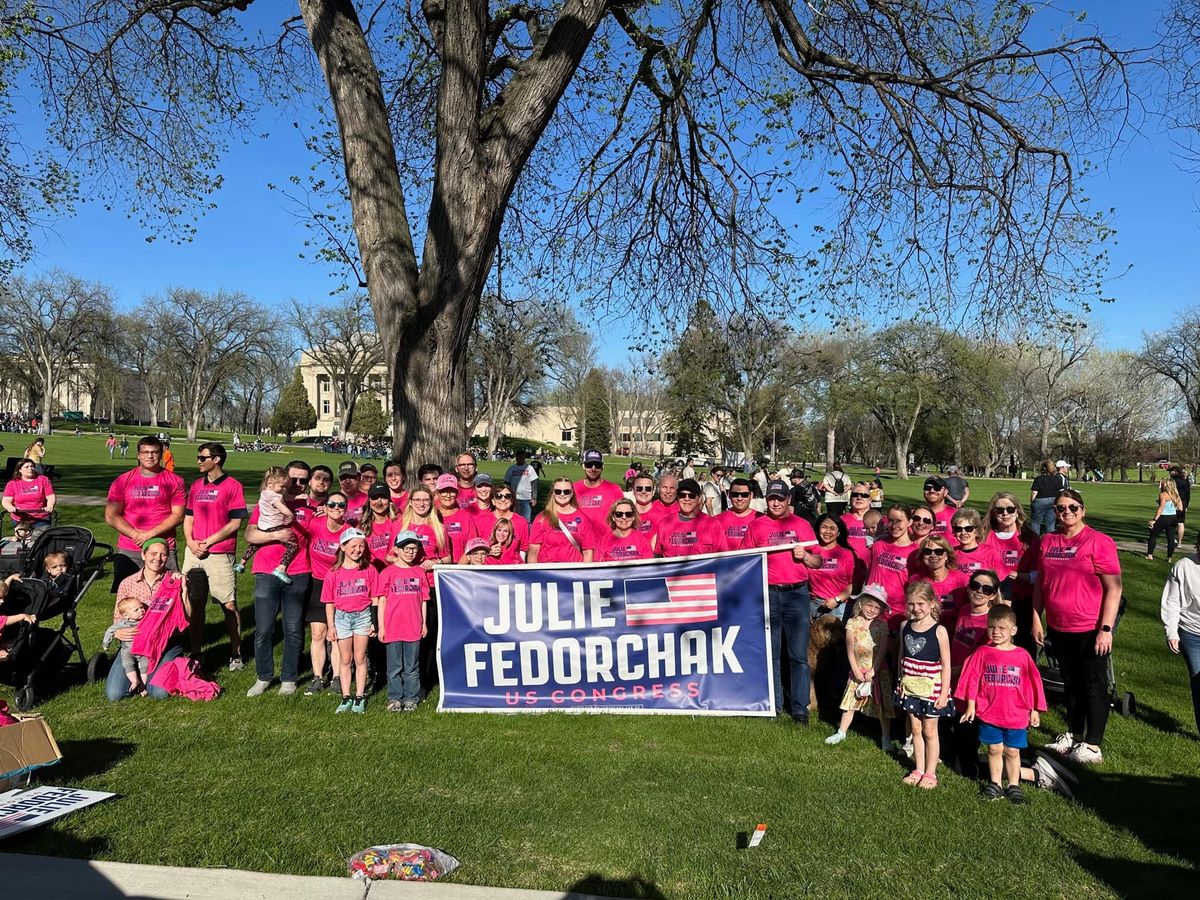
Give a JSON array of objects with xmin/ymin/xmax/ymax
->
[
  {"xmin": 0, "ymin": 526, "xmax": 111, "ymax": 711},
  {"xmin": 1038, "ymin": 595, "xmax": 1136, "ymax": 717}
]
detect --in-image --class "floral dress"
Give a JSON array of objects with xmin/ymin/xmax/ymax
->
[{"xmin": 838, "ymin": 616, "xmax": 893, "ymax": 719}]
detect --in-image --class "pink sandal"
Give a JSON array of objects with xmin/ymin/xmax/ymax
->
[
  {"xmin": 917, "ymin": 773, "xmax": 938, "ymax": 789},
  {"xmin": 902, "ymin": 770, "xmax": 924, "ymax": 785}
]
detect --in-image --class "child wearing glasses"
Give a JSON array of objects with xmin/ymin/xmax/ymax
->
[{"xmin": 235, "ymin": 467, "xmax": 299, "ymax": 582}]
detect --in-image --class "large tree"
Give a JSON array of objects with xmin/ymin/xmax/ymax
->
[
  {"xmin": 1139, "ymin": 309, "xmax": 1200, "ymax": 441},
  {"xmin": 17, "ymin": 2, "xmax": 1128, "ymax": 467}
]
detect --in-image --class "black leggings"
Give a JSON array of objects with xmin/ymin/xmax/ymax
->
[
  {"xmin": 1147, "ymin": 515, "xmax": 1178, "ymax": 557},
  {"xmin": 1048, "ymin": 628, "xmax": 1110, "ymax": 746}
]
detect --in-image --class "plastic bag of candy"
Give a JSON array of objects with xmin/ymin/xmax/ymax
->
[{"xmin": 347, "ymin": 843, "xmax": 460, "ymax": 882}]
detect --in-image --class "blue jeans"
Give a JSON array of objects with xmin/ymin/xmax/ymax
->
[
  {"xmin": 386, "ymin": 640, "xmax": 421, "ymax": 703},
  {"xmin": 516, "ymin": 499, "xmax": 533, "ymax": 523},
  {"xmin": 253, "ymin": 573, "xmax": 311, "ymax": 683},
  {"xmin": 105, "ymin": 645, "xmax": 183, "ymax": 701},
  {"xmin": 768, "ymin": 583, "xmax": 812, "ymax": 718},
  {"xmin": 1179, "ymin": 629, "xmax": 1200, "ymax": 736},
  {"xmin": 1030, "ymin": 497, "xmax": 1056, "ymax": 535},
  {"xmin": 811, "ymin": 598, "xmax": 847, "ymax": 621}
]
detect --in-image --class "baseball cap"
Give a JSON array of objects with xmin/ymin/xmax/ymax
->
[
  {"xmin": 367, "ymin": 483, "xmax": 390, "ymax": 499},
  {"xmin": 474, "ymin": 473, "xmax": 492, "ymax": 486},
  {"xmin": 393, "ymin": 529, "xmax": 421, "ymax": 548},
  {"xmin": 678, "ymin": 478, "xmax": 702, "ymax": 495},
  {"xmin": 1055, "ymin": 460, "xmax": 1070, "ymax": 469},
  {"xmin": 435, "ymin": 474, "xmax": 459, "ymax": 492},
  {"xmin": 854, "ymin": 583, "xmax": 889, "ymax": 609},
  {"xmin": 765, "ymin": 479, "xmax": 790, "ymax": 499},
  {"xmin": 465, "ymin": 537, "xmax": 489, "ymax": 554},
  {"xmin": 582, "ymin": 449, "xmax": 603, "ymax": 465},
  {"xmin": 339, "ymin": 527, "xmax": 366, "ymax": 545},
  {"xmin": 923, "ymin": 476, "xmax": 947, "ymax": 491},
  {"xmin": 338, "ymin": 461, "xmax": 359, "ymax": 477},
  {"xmin": 947, "ymin": 465, "xmax": 959, "ymax": 474}
]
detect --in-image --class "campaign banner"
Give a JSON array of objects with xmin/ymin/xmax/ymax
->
[
  {"xmin": 435, "ymin": 550, "xmax": 773, "ymax": 715},
  {"xmin": 0, "ymin": 786, "xmax": 115, "ymax": 840}
]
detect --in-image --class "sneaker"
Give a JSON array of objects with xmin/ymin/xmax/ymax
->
[
  {"xmin": 246, "ymin": 679, "xmax": 271, "ymax": 697},
  {"xmin": 824, "ymin": 730, "xmax": 848, "ymax": 745},
  {"xmin": 272, "ymin": 565, "xmax": 292, "ymax": 585},
  {"xmin": 1068, "ymin": 743, "xmax": 1104, "ymax": 765},
  {"xmin": 1032, "ymin": 756, "xmax": 1074, "ymax": 800},
  {"xmin": 881, "ymin": 737, "xmax": 895, "ymax": 753},
  {"xmin": 1046, "ymin": 732, "xmax": 1076, "ymax": 754},
  {"xmin": 228, "ymin": 657, "xmax": 244, "ymax": 672},
  {"xmin": 278, "ymin": 681, "xmax": 297, "ymax": 696},
  {"xmin": 791, "ymin": 713, "xmax": 809, "ymax": 726},
  {"xmin": 351, "ymin": 695, "xmax": 367, "ymax": 714},
  {"xmin": 329, "ymin": 676, "xmax": 341, "ymax": 696},
  {"xmin": 233, "ymin": 561, "xmax": 246, "ymax": 574},
  {"xmin": 902, "ymin": 738, "xmax": 915, "ymax": 759},
  {"xmin": 981, "ymin": 783, "xmax": 1004, "ymax": 802},
  {"xmin": 402, "ymin": 701, "xmax": 418, "ymax": 712},
  {"xmin": 1005, "ymin": 785, "xmax": 1027, "ymax": 804},
  {"xmin": 386, "ymin": 700, "xmax": 403, "ymax": 712},
  {"xmin": 335, "ymin": 696, "xmax": 353, "ymax": 713},
  {"xmin": 303, "ymin": 678, "xmax": 326, "ymax": 696}
]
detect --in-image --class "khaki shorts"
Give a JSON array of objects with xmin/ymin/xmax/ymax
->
[{"xmin": 181, "ymin": 550, "xmax": 238, "ymax": 605}]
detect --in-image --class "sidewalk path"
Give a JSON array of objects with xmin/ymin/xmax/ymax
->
[
  {"xmin": 0, "ymin": 854, "xmax": 626, "ymax": 900},
  {"xmin": 55, "ymin": 494, "xmax": 109, "ymax": 507}
]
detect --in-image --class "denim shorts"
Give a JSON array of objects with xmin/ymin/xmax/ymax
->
[
  {"xmin": 977, "ymin": 721, "xmax": 1028, "ymax": 749},
  {"xmin": 333, "ymin": 607, "xmax": 373, "ymax": 637}
]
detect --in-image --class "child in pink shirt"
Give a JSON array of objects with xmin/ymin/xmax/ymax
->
[
  {"xmin": 379, "ymin": 531, "xmax": 429, "ymax": 711},
  {"xmin": 322, "ymin": 528, "xmax": 379, "ymax": 714},
  {"xmin": 957, "ymin": 605, "xmax": 1047, "ymax": 803}
]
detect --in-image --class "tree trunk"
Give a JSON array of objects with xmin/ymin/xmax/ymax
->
[
  {"xmin": 1039, "ymin": 412, "xmax": 1051, "ymax": 458},
  {"xmin": 825, "ymin": 423, "xmax": 836, "ymax": 466},
  {"xmin": 40, "ymin": 362, "xmax": 52, "ymax": 433},
  {"xmin": 894, "ymin": 437, "xmax": 909, "ymax": 479}
]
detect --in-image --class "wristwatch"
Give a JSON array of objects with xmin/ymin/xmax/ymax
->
[{"xmin": 1100, "ymin": 624, "xmax": 1112, "ymax": 633}]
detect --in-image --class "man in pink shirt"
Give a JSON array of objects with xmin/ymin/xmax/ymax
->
[
  {"xmin": 453, "ymin": 452, "xmax": 479, "ymax": 509},
  {"xmin": 630, "ymin": 474, "xmax": 661, "ymax": 536},
  {"xmin": 654, "ymin": 473, "xmax": 679, "ymax": 519},
  {"xmin": 574, "ymin": 449, "xmax": 624, "ymax": 531},
  {"xmin": 716, "ymin": 477, "xmax": 759, "ymax": 549},
  {"xmin": 105, "ymin": 435, "xmax": 186, "ymax": 580},
  {"xmin": 923, "ymin": 476, "xmax": 957, "ymax": 541},
  {"xmin": 337, "ymin": 461, "xmax": 368, "ymax": 524},
  {"xmin": 653, "ymin": 478, "xmax": 723, "ymax": 557},
  {"xmin": 739, "ymin": 478, "xmax": 821, "ymax": 723},
  {"xmin": 182, "ymin": 442, "xmax": 248, "ymax": 668}
]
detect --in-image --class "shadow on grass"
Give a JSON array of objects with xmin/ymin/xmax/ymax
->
[
  {"xmin": 567, "ymin": 874, "xmax": 667, "ymax": 899},
  {"xmin": 1070, "ymin": 771, "xmax": 1200, "ymax": 868},
  {"xmin": 53, "ymin": 737, "xmax": 137, "ymax": 781},
  {"xmin": 1131, "ymin": 700, "xmax": 1200, "ymax": 743},
  {"xmin": 1062, "ymin": 842, "xmax": 1197, "ymax": 895}
]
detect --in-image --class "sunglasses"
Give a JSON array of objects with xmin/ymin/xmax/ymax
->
[
  {"xmin": 678, "ymin": 491, "xmax": 699, "ymax": 498},
  {"xmin": 952, "ymin": 525, "xmax": 976, "ymax": 533},
  {"xmin": 326, "ymin": 501, "xmax": 347, "ymax": 508},
  {"xmin": 921, "ymin": 548, "xmax": 947, "ymax": 557},
  {"xmin": 494, "ymin": 493, "xmax": 513, "ymax": 500},
  {"xmin": 613, "ymin": 511, "xmax": 635, "ymax": 519},
  {"xmin": 196, "ymin": 455, "xmax": 213, "ymax": 461},
  {"xmin": 969, "ymin": 581, "xmax": 999, "ymax": 595},
  {"xmin": 911, "ymin": 515, "xmax": 934, "ymax": 525},
  {"xmin": 291, "ymin": 476, "xmax": 309, "ymax": 485},
  {"xmin": 1055, "ymin": 504, "xmax": 1082, "ymax": 513},
  {"xmin": 993, "ymin": 506, "xmax": 1017, "ymax": 515},
  {"xmin": 924, "ymin": 485, "xmax": 944, "ymax": 492},
  {"xmin": 553, "ymin": 488, "xmax": 574, "ymax": 496},
  {"xmin": 584, "ymin": 463, "xmax": 602, "ymax": 469},
  {"xmin": 850, "ymin": 492, "xmax": 870, "ymax": 499},
  {"xmin": 729, "ymin": 491, "xmax": 751, "ymax": 498}
]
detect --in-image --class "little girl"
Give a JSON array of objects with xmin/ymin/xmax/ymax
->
[
  {"xmin": 236, "ymin": 467, "xmax": 298, "ymax": 582},
  {"xmin": 896, "ymin": 581, "xmax": 954, "ymax": 788},
  {"xmin": 378, "ymin": 530, "xmax": 430, "ymax": 712},
  {"xmin": 321, "ymin": 528, "xmax": 378, "ymax": 714},
  {"xmin": 826, "ymin": 586, "xmax": 893, "ymax": 749},
  {"xmin": 485, "ymin": 518, "xmax": 524, "ymax": 565},
  {"xmin": 459, "ymin": 537, "xmax": 491, "ymax": 565}
]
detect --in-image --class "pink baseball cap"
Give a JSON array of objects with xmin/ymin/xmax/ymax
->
[
  {"xmin": 465, "ymin": 537, "xmax": 489, "ymax": 554},
  {"xmin": 435, "ymin": 474, "xmax": 459, "ymax": 492}
]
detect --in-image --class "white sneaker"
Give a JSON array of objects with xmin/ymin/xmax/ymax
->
[
  {"xmin": 824, "ymin": 730, "xmax": 847, "ymax": 745},
  {"xmin": 902, "ymin": 738, "xmax": 914, "ymax": 759},
  {"xmin": 1068, "ymin": 743, "xmax": 1103, "ymax": 765},
  {"xmin": 1046, "ymin": 732, "xmax": 1076, "ymax": 754},
  {"xmin": 1033, "ymin": 756, "xmax": 1074, "ymax": 799},
  {"xmin": 278, "ymin": 681, "xmax": 298, "ymax": 696},
  {"xmin": 246, "ymin": 679, "xmax": 271, "ymax": 697}
]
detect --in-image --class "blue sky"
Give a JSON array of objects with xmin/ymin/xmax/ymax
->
[{"xmin": 13, "ymin": 1, "xmax": 1196, "ymax": 361}]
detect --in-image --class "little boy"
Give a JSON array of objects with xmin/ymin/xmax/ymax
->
[
  {"xmin": 103, "ymin": 597, "xmax": 151, "ymax": 694},
  {"xmin": 378, "ymin": 531, "xmax": 429, "ymax": 712},
  {"xmin": 43, "ymin": 550, "xmax": 72, "ymax": 597},
  {"xmin": 955, "ymin": 605, "xmax": 1047, "ymax": 804}
]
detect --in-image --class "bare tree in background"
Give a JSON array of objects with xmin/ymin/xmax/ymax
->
[
  {"xmin": 290, "ymin": 294, "xmax": 381, "ymax": 438},
  {"xmin": 1016, "ymin": 324, "xmax": 1096, "ymax": 458},
  {"xmin": 1139, "ymin": 309, "xmax": 1200, "ymax": 440}
]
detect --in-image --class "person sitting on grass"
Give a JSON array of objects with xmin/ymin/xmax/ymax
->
[
  {"xmin": 956, "ymin": 604, "xmax": 1047, "ymax": 804},
  {"xmin": 826, "ymin": 585, "xmax": 893, "ymax": 750}
]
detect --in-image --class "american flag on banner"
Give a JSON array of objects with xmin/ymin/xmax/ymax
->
[{"xmin": 623, "ymin": 573, "xmax": 719, "ymax": 626}]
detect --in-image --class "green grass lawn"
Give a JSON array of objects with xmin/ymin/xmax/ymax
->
[{"xmin": 3, "ymin": 437, "xmax": 1198, "ymax": 898}]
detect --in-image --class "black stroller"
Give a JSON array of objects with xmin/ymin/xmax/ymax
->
[
  {"xmin": 0, "ymin": 526, "xmax": 111, "ymax": 711},
  {"xmin": 1038, "ymin": 595, "xmax": 1137, "ymax": 717}
]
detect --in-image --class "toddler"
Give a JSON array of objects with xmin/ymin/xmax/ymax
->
[
  {"xmin": 235, "ymin": 467, "xmax": 298, "ymax": 582},
  {"xmin": 825, "ymin": 586, "xmax": 893, "ymax": 749},
  {"xmin": 103, "ymin": 597, "xmax": 151, "ymax": 694}
]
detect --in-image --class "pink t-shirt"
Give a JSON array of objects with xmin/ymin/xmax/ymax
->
[
  {"xmin": 987, "ymin": 530, "xmax": 1040, "ymax": 599},
  {"xmin": 955, "ymin": 644, "xmax": 1047, "ymax": 729},
  {"xmin": 475, "ymin": 511, "xmax": 530, "ymax": 553},
  {"xmin": 484, "ymin": 541, "xmax": 524, "ymax": 565},
  {"xmin": 595, "ymin": 530, "xmax": 654, "ymax": 563},
  {"xmin": 343, "ymin": 492, "xmax": 368, "ymax": 525},
  {"xmin": 184, "ymin": 474, "xmax": 247, "ymax": 554},
  {"xmin": 573, "ymin": 479, "xmax": 625, "ymax": 531},
  {"xmin": 249, "ymin": 503, "xmax": 312, "ymax": 576},
  {"xmin": 739, "ymin": 514, "xmax": 817, "ymax": 585},
  {"xmin": 807, "ymin": 543, "xmax": 856, "ymax": 601},
  {"xmin": 3, "ymin": 475, "xmax": 54, "ymax": 522},
  {"xmin": 656, "ymin": 513, "xmax": 723, "ymax": 558},
  {"xmin": 953, "ymin": 542, "xmax": 1003, "ymax": 578},
  {"xmin": 634, "ymin": 503, "xmax": 665, "ymax": 537},
  {"xmin": 404, "ymin": 522, "xmax": 447, "ymax": 562},
  {"xmin": 529, "ymin": 511, "xmax": 595, "ymax": 563},
  {"xmin": 364, "ymin": 518, "xmax": 396, "ymax": 568},
  {"xmin": 866, "ymin": 539, "xmax": 919, "ymax": 626},
  {"xmin": 442, "ymin": 508, "xmax": 478, "ymax": 561},
  {"xmin": 947, "ymin": 606, "xmax": 991, "ymax": 675},
  {"xmin": 378, "ymin": 564, "xmax": 429, "ymax": 642},
  {"xmin": 840, "ymin": 513, "xmax": 871, "ymax": 565},
  {"xmin": 107, "ymin": 467, "xmax": 187, "ymax": 551},
  {"xmin": 308, "ymin": 518, "xmax": 349, "ymax": 581},
  {"xmin": 320, "ymin": 564, "xmax": 379, "ymax": 613},
  {"xmin": 918, "ymin": 569, "xmax": 969, "ymax": 615},
  {"xmin": 390, "ymin": 490, "xmax": 409, "ymax": 512},
  {"xmin": 129, "ymin": 573, "xmax": 188, "ymax": 671},
  {"xmin": 456, "ymin": 484, "xmax": 477, "ymax": 509},
  {"xmin": 1038, "ymin": 526, "xmax": 1121, "ymax": 633},
  {"xmin": 716, "ymin": 510, "xmax": 759, "ymax": 550},
  {"xmin": 932, "ymin": 506, "xmax": 956, "ymax": 542}
]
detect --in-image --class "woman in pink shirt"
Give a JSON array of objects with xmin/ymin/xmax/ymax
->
[
  {"xmin": 804, "ymin": 514, "xmax": 856, "ymax": 620},
  {"xmin": 950, "ymin": 509, "xmax": 1003, "ymax": 578},
  {"xmin": 481, "ymin": 486, "xmax": 530, "ymax": 554},
  {"xmin": 1032, "ymin": 489, "xmax": 1122, "ymax": 765},
  {"xmin": 483, "ymin": 517, "xmax": 525, "ymax": 565},
  {"xmin": 303, "ymin": 491, "xmax": 350, "ymax": 696},
  {"xmin": 981, "ymin": 491, "xmax": 1040, "ymax": 654},
  {"xmin": 361, "ymin": 485, "xmax": 397, "ymax": 569},
  {"xmin": 866, "ymin": 504, "xmax": 919, "ymax": 630},
  {"xmin": 527, "ymin": 478, "xmax": 594, "ymax": 564},
  {"xmin": 915, "ymin": 535, "xmax": 968, "ymax": 615},
  {"xmin": 595, "ymin": 499, "xmax": 654, "ymax": 563},
  {"xmin": 2, "ymin": 458, "xmax": 55, "ymax": 530}
]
